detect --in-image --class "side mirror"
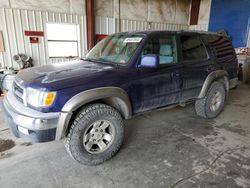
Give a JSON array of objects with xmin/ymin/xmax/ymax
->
[{"xmin": 138, "ymin": 55, "xmax": 159, "ymax": 68}]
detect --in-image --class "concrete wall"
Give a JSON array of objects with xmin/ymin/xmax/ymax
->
[
  {"xmin": 94, "ymin": 0, "xmax": 113, "ymax": 18},
  {"xmin": 198, "ymin": 0, "xmax": 211, "ymax": 25},
  {"xmin": 0, "ymin": 0, "xmax": 85, "ymax": 15},
  {"xmin": 95, "ymin": 0, "xmax": 191, "ymax": 25},
  {"xmin": 148, "ymin": 0, "xmax": 190, "ymax": 24}
]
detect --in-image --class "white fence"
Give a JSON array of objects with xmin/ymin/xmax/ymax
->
[{"xmin": 0, "ymin": 8, "xmax": 87, "ymax": 68}]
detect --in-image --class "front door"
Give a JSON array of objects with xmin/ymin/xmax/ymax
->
[{"xmin": 126, "ymin": 33, "xmax": 183, "ymax": 113}]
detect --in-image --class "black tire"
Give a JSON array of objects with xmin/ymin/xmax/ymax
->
[
  {"xmin": 65, "ymin": 103, "xmax": 124, "ymax": 165},
  {"xmin": 195, "ymin": 81, "xmax": 226, "ymax": 119}
]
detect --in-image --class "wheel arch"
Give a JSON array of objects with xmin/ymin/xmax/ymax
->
[
  {"xmin": 198, "ymin": 70, "xmax": 229, "ymax": 99},
  {"xmin": 55, "ymin": 87, "xmax": 132, "ymax": 140}
]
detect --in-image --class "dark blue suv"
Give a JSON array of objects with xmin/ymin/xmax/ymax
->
[{"xmin": 2, "ymin": 31, "xmax": 238, "ymax": 165}]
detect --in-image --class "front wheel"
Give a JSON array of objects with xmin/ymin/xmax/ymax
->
[
  {"xmin": 195, "ymin": 81, "xmax": 226, "ymax": 118},
  {"xmin": 65, "ymin": 103, "xmax": 124, "ymax": 165}
]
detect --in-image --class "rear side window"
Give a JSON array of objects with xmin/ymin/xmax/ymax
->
[
  {"xmin": 180, "ymin": 35, "xmax": 208, "ymax": 61},
  {"xmin": 206, "ymin": 35, "xmax": 235, "ymax": 63}
]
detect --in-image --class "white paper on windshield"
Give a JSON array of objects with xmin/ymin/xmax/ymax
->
[{"xmin": 124, "ymin": 37, "xmax": 142, "ymax": 43}]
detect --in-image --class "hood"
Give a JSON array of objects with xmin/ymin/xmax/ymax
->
[{"xmin": 17, "ymin": 59, "xmax": 114, "ymax": 90}]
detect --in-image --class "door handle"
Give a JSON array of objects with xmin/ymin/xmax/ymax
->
[
  {"xmin": 206, "ymin": 67, "xmax": 214, "ymax": 72},
  {"xmin": 171, "ymin": 72, "xmax": 180, "ymax": 77}
]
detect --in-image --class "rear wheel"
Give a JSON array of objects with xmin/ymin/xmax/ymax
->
[
  {"xmin": 195, "ymin": 81, "xmax": 226, "ymax": 118},
  {"xmin": 65, "ymin": 103, "xmax": 124, "ymax": 165}
]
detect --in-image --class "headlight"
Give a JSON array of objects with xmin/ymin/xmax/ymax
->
[{"xmin": 26, "ymin": 87, "xmax": 56, "ymax": 108}]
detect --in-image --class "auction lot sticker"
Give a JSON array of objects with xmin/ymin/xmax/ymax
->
[{"xmin": 124, "ymin": 37, "xmax": 143, "ymax": 43}]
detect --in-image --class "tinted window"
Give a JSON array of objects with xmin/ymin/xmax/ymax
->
[
  {"xmin": 180, "ymin": 36, "xmax": 208, "ymax": 61},
  {"xmin": 206, "ymin": 35, "xmax": 235, "ymax": 63},
  {"xmin": 142, "ymin": 35, "xmax": 177, "ymax": 65}
]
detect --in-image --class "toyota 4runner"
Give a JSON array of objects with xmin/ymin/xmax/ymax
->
[{"xmin": 1, "ymin": 31, "xmax": 238, "ymax": 165}]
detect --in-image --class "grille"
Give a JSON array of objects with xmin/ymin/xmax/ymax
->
[{"xmin": 13, "ymin": 81, "xmax": 24, "ymax": 103}]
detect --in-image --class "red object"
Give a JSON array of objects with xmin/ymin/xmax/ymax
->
[
  {"xmin": 30, "ymin": 37, "xmax": 39, "ymax": 43},
  {"xmin": 25, "ymin": 31, "xmax": 44, "ymax": 36},
  {"xmin": 86, "ymin": 0, "xmax": 95, "ymax": 50},
  {"xmin": 190, "ymin": 0, "xmax": 201, "ymax": 25},
  {"xmin": 96, "ymin": 34, "xmax": 108, "ymax": 43}
]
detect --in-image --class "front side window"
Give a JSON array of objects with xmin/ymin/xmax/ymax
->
[
  {"xmin": 86, "ymin": 34, "xmax": 144, "ymax": 64},
  {"xmin": 180, "ymin": 35, "xmax": 208, "ymax": 61},
  {"xmin": 142, "ymin": 35, "xmax": 177, "ymax": 65}
]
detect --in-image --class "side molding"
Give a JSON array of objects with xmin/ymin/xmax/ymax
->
[
  {"xmin": 56, "ymin": 87, "xmax": 132, "ymax": 140},
  {"xmin": 198, "ymin": 70, "xmax": 229, "ymax": 99}
]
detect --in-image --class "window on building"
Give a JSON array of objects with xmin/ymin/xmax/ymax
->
[
  {"xmin": 180, "ymin": 35, "xmax": 208, "ymax": 61},
  {"xmin": 46, "ymin": 23, "xmax": 79, "ymax": 58}
]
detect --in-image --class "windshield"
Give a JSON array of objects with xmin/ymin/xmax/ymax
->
[{"xmin": 85, "ymin": 34, "xmax": 144, "ymax": 64}]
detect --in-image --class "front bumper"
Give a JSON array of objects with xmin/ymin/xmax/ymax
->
[{"xmin": 1, "ymin": 91, "xmax": 60, "ymax": 142}]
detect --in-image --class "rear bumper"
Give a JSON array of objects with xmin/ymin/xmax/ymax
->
[{"xmin": 1, "ymin": 92, "xmax": 60, "ymax": 142}]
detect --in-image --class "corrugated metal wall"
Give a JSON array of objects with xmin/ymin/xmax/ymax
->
[
  {"xmin": 95, "ymin": 16, "xmax": 115, "ymax": 35},
  {"xmin": 0, "ymin": 8, "xmax": 87, "ymax": 69},
  {"xmin": 95, "ymin": 17, "xmax": 199, "ymax": 34},
  {"xmin": 189, "ymin": 24, "xmax": 208, "ymax": 31},
  {"xmin": 150, "ymin": 22, "xmax": 189, "ymax": 31},
  {"xmin": 121, "ymin": 19, "xmax": 190, "ymax": 31},
  {"xmin": 120, "ymin": 19, "xmax": 148, "ymax": 32}
]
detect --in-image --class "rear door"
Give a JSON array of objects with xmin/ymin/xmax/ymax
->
[{"xmin": 178, "ymin": 33, "xmax": 220, "ymax": 101}]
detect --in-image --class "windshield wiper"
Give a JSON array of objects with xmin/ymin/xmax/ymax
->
[
  {"xmin": 81, "ymin": 57, "xmax": 95, "ymax": 62},
  {"xmin": 97, "ymin": 58, "xmax": 117, "ymax": 64},
  {"xmin": 81, "ymin": 57, "xmax": 117, "ymax": 66}
]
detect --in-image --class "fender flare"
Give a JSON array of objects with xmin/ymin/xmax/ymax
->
[
  {"xmin": 198, "ymin": 70, "xmax": 229, "ymax": 99},
  {"xmin": 56, "ymin": 87, "xmax": 132, "ymax": 140}
]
